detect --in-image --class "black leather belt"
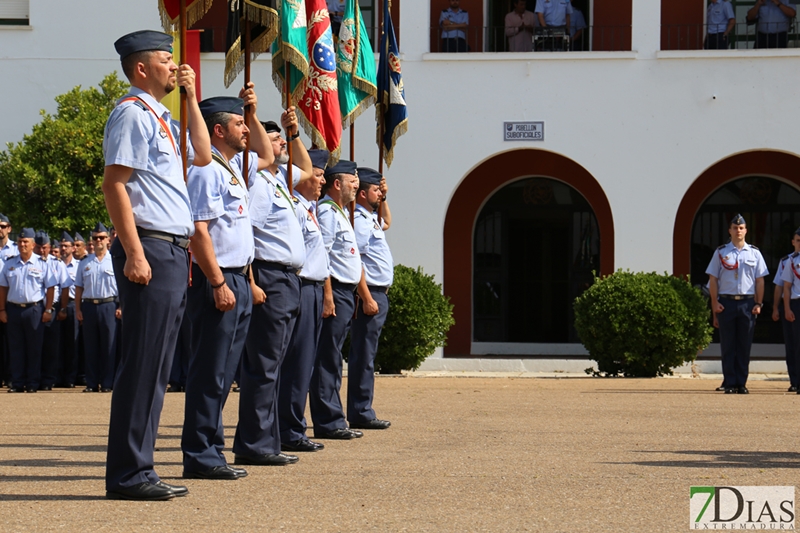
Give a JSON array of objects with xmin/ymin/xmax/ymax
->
[
  {"xmin": 137, "ymin": 227, "xmax": 190, "ymax": 249},
  {"xmin": 331, "ymin": 278, "xmax": 358, "ymax": 292},
  {"xmin": 253, "ymin": 260, "xmax": 299, "ymax": 274},
  {"xmin": 220, "ymin": 265, "xmax": 249, "ymax": 276},
  {"xmin": 83, "ymin": 297, "xmax": 116, "ymax": 304},
  {"xmin": 719, "ymin": 295, "xmax": 754, "ymax": 300},
  {"xmin": 301, "ymin": 278, "xmax": 325, "ymax": 287},
  {"xmin": 8, "ymin": 300, "xmax": 42, "ymax": 308},
  {"xmin": 368, "ymin": 285, "xmax": 390, "ymax": 294}
]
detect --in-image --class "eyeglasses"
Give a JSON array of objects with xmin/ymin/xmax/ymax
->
[
  {"xmin": 91, "ymin": 236, "xmax": 108, "ymax": 241},
  {"xmin": 0, "ymin": 224, "xmax": 9, "ymax": 229}
]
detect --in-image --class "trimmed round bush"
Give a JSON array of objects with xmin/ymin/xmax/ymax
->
[{"xmin": 573, "ymin": 270, "xmax": 712, "ymax": 377}]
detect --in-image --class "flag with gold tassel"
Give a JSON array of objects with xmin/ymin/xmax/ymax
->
[
  {"xmin": 224, "ymin": 0, "xmax": 280, "ymax": 88},
  {"xmin": 376, "ymin": 0, "xmax": 407, "ymax": 167},
  {"xmin": 158, "ymin": 0, "xmax": 214, "ymax": 31},
  {"xmin": 336, "ymin": 0, "xmax": 376, "ymax": 129}
]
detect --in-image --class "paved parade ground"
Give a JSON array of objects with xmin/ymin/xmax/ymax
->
[{"xmin": 1, "ymin": 373, "xmax": 799, "ymax": 532}]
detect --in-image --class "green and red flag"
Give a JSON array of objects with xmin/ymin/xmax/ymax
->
[
  {"xmin": 336, "ymin": 0, "xmax": 377, "ymax": 129},
  {"xmin": 224, "ymin": 0, "xmax": 279, "ymax": 87}
]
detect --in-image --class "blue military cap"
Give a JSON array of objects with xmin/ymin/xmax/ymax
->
[
  {"xmin": 34, "ymin": 231, "xmax": 49, "ymax": 245},
  {"xmin": 356, "ymin": 167, "xmax": 382, "ymax": 186},
  {"xmin": 114, "ymin": 30, "xmax": 174, "ymax": 60},
  {"xmin": 731, "ymin": 214, "xmax": 746, "ymax": 226},
  {"xmin": 60, "ymin": 231, "xmax": 74, "ymax": 243},
  {"xmin": 93, "ymin": 222, "xmax": 109, "ymax": 234},
  {"xmin": 261, "ymin": 121, "xmax": 281, "ymax": 134},
  {"xmin": 199, "ymin": 96, "xmax": 245, "ymax": 119},
  {"xmin": 308, "ymin": 149, "xmax": 330, "ymax": 170},
  {"xmin": 51, "ymin": 239, "xmax": 60, "ymax": 249},
  {"xmin": 325, "ymin": 160, "xmax": 357, "ymax": 177},
  {"xmin": 0, "ymin": 213, "xmax": 9, "ymax": 224},
  {"xmin": 18, "ymin": 228, "xmax": 35, "ymax": 239},
  {"xmin": 73, "ymin": 232, "xmax": 85, "ymax": 243}
]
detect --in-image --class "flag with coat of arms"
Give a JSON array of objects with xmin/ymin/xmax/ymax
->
[
  {"xmin": 376, "ymin": 0, "xmax": 407, "ymax": 167},
  {"xmin": 336, "ymin": 0, "xmax": 377, "ymax": 130}
]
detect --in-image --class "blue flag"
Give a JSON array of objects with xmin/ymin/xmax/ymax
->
[{"xmin": 376, "ymin": 1, "xmax": 407, "ymax": 167}]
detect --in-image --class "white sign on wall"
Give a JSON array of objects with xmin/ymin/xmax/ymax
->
[{"xmin": 504, "ymin": 121, "xmax": 544, "ymax": 141}]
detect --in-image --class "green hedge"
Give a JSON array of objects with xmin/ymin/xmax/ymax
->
[{"xmin": 573, "ymin": 270, "xmax": 712, "ymax": 377}]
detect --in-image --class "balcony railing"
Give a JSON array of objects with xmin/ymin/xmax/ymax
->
[
  {"xmin": 662, "ymin": 21, "xmax": 800, "ymax": 50},
  {"xmin": 431, "ymin": 25, "xmax": 631, "ymax": 53}
]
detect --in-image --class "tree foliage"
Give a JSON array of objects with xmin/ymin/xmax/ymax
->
[
  {"xmin": 0, "ymin": 73, "xmax": 128, "ymax": 234},
  {"xmin": 573, "ymin": 270, "xmax": 713, "ymax": 377}
]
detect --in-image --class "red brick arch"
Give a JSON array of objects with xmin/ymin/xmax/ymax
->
[{"xmin": 443, "ymin": 149, "xmax": 615, "ymax": 357}]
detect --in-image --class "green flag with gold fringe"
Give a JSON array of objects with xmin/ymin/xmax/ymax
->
[{"xmin": 336, "ymin": 0, "xmax": 376, "ymax": 129}]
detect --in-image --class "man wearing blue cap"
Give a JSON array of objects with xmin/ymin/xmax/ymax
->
[
  {"xmin": 0, "ymin": 214, "xmax": 16, "ymax": 387},
  {"xmin": 0, "ymin": 228, "xmax": 57, "ymax": 393},
  {"xmin": 308, "ymin": 160, "xmax": 365, "ymax": 440},
  {"xmin": 706, "ymin": 214, "xmax": 768, "ymax": 394},
  {"xmin": 73, "ymin": 233, "xmax": 87, "ymax": 261},
  {"xmin": 56, "ymin": 231, "xmax": 80, "ymax": 388},
  {"xmin": 774, "ymin": 228, "xmax": 800, "ymax": 392},
  {"xmin": 348, "ymin": 168, "xmax": 393, "ymax": 430},
  {"xmin": 102, "ymin": 29, "xmax": 211, "ymax": 501},
  {"xmin": 232, "ymin": 109, "xmax": 312, "ymax": 467},
  {"xmin": 278, "ymin": 149, "xmax": 330, "ymax": 452},
  {"xmin": 780, "ymin": 228, "xmax": 800, "ymax": 395},
  {"xmin": 181, "ymin": 86, "xmax": 273, "ymax": 480},
  {"xmin": 75, "ymin": 223, "xmax": 119, "ymax": 394},
  {"xmin": 36, "ymin": 232, "xmax": 72, "ymax": 391}
]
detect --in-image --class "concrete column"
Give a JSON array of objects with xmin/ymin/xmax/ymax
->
[{"xmin": 631, "ymin": 0, "xmax": 661, "ymax": 58}]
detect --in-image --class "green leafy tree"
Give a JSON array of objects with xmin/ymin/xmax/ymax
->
[
  {"xmin": 0, "ymin": 73, "xmax": 129, "ymax": 234},
  {"xmin": 573, "ymin": 270, "xmax": 713, "ymax": 377}
]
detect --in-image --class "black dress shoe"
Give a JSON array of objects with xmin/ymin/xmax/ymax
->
[
  {"xmin": 789, "ymin": 386, "xmax": 798, "ymax": 393},
  {"xmin": 724, "ymin": 388, "xmax": 736, "ymax": 394},
  {"xmin": 715, "ymin": 386, "xmax": 727, "ymax": 392},
  {"xmin": 314, "ymin": 428, "xmax": 362, "ymax": 440},
  {"xmin": 39, "ymin": 385, "xmax": 52, "ymax": 391},
  {"xmin": 234, "ymin": 453, "xmax": 299, "ymax": 466},
  {"xmin": 349, "ymin": 419, "xmax": 391, "ymax": 430},
  {"xmin": 183, "ymin": 465, "xmax": 247, "ymax": 479},
  {"xmin": 7, "ymin": 387, "xmax": 24, "ymax": 393},
  {"xmin": 25, "ymin": 388, "xmax": 37, "ymax": 393},
  {"xmin": 83, "ymin": 386, "xmax": 99, "ymax": 393},
  {"xmin": 166, "ymin": 384, "xmax": 183, "ymax": 393},
  {"xmin": 737, "ymin": 386, "xmax": 749, "ymax": 394},
  {"xmin": 155, "ymin": 480, "xmax": 188, "ymax": 496},
  {"xmin": 281, "ymin": 438, "xmax": 325, "ymax": 452},
  {"xmin": 101, "ymin": 387, "xmax": 112, "ymax": 393},
  {"xmin": 106, "ymin": 482, "xmax": 175, "ymax": 501}
]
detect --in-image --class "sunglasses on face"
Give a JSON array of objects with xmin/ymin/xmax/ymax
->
[
  {"xmin": 0, "ymin": 225, "xmax": 9, "ymax": 229},
  {"xmin": 91, "ymin": 236, "xmax": 108, "ymax": 241}
]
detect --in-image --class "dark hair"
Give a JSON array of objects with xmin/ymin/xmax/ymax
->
[
  {"xmin": 321, "ymin": 173, "xmax": 344, "ymax": 195},
  {"xmin": 121, "ymin": 50, "xmax": 154, "ymax": 80},
  {"xmin": 204, "ymin": 112, "xmax": 234, "ymax": 136}
]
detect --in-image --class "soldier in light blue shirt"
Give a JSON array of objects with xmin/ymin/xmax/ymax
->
[
  {"xmin": 439, "ymin": 0, "xmax": 470, "ymax": 52},
  {"xmin": 774, "ymin": 228, "xmax": 800, "ymax": 392},
  {"xmin": 103, "ymin": 29, "xmax": 211, "ymax": 502},
  {"xmin": 181, "ymin": 90, "xmax": 272, "ymax": 480},
  {"xmin": 0, "ymin": 228, "xmax": 57, "ymax": 393},
  {"xmin": 35, "ymin": 233, "xmax": 72, "ymax": 391},
  {"xmin": 706, "ymin": 214, "xmax": 768, "ymax": 394},
  {"xmin": 57, "ymin": 231, "xmax": 80, "ymax": 388},
  {"xmin": 0, "ymin": 213, "xmax": 16, "ymax": 387},
  {"xmin": 75, "ymin": 223, "xmax": 119, "ymax": 394},
  {"xmin": 747, "ymin": 0, "xmax": 796, "ymax": 48},
  {"xmin": 535, "ymin": 0, "xmax": 572, "ymax": 28},
  {"xmin": 347, "ymin": 168, "xmax": 393, "ymax": 431},
  {"xmin": 233, "ymin": 111, "xmax": 313, "ymax": 468},
  {"xmin": 279, "ymin": 149, "xmax": 330, "ymax": 452},
  {"xmin": 705, "ymin": 0, "xmax": 735, "ymax": 49}
]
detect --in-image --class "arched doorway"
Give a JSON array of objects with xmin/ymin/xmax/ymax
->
[{"xmin": 443, "ymin": 149, "xmax": 614, "ymax": 357}]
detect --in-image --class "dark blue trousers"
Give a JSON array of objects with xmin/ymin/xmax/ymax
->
[
  {"xmin": 59, "ymin": 301, "xmax": 79, "ymax": 385},
  {"xmin": 279, "ymin": 280, "xmax": 323, "ymax": 444},
  {"xmin": 233, "ymin": 263, "xmax": 300, "ymax": 457},
  {"xmin": 718, "ymin": 297, "xmax": 757, "ymax": 389},
  {"xmin": 82, "ymin": 301, "xmax": 118, "ymax": 390},
  {"xmin": 106, "ymin": 237, "xmax": 188, "ymax": 491},
  {"xmin": 182, "ymin": 265, "xmax": 251, "ymax": 472},
  {"xmin": 309, "ymin": 280, "xmax": 356, "ymax": 434},
  {"xmin": 347, "ymin": 288, "xmax": 389, "ymax": 424},
  {"xmin": 7, "ymin": 301, "xmax": 45, "ymax": 390},
  {"xmin": 40, "ymin": 307, "xmax": 61, "ymax": 388},
  {"xmin": 169, "ymin": 311, "xmax": 191, "ymax": 388},
  {"xmin": 780, "ymin": 305, "xmax": 797, "ymax": 387}
]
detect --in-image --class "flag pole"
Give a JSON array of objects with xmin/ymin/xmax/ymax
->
[
  {"xmin": 285, "ymin": 62, "xmax": 294, "ymax": 196},
  {"xmin": 180, "ymin": 0, "xmax": 188, "ymax": 183},
  {"xmin": 376, "ymin": 1, "xmax": 387, "ymax": 226},
  {"xmin": 243, "ymin": 17, "xmax": 252, "ymax": 189},
  {"xmin": 349, "ymin": 125, "xmax": 355, "ymax": 227}
]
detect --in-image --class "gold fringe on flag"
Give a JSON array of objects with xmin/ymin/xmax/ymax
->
[{"xmin": 158, "ymin": 0, "xmax": 214, "ymax": 33}]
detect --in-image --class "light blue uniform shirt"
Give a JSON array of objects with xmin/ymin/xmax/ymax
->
[
  {"xmin": 569, "ymin": 8, "xmax": 586, "ymax": 37},
  {"xmin": 756, "ymin": 0, "xmax": 794, "ymax": 33},
  {"xmin": 353, "ymin": 204, "xmax": 394, "ymax": 287},
  {"xmin": 294, "ymin": 192, "xmax": 329, "ymax": 282},
  {"xmin": 706, "ymin": 241, "xmax": 768, "ymax": 296},
  {"xmin": 0, "ymin": 253, "xmax": 57, "ymax": 304},
  {"xmin": 439, "ymin": 9, "xmax": 469, "ymax": 39},
  {"xmin": 707, "ymin": 1, "xmax": 735, "ymax": 34},
  {"xmin": 318, "ymin": 195, "xmax": 361, "ymax": 285},
  {"xmin": 0, "ymin": 241, "xmax": 18, "ymax": 264},
  {"xmin": 535, "ymin": 0, "xmax": 573, "ymax": 26},
  {"xmin": 48, "ymin": 256, "xmax": 73, "ymax": 304},
  {"xmin": 63, "ymin": 256, "xmax": 79, "ymax": 300},
  {"xmin": 781, "ymin": 252, "xmax": 800, "ymax": 299},
  {"xmin": 249, "ymin": 164, "xmax": 305, "ymax": 268},
  {"xmin": 103, "ymin": 87, "xmax": 195, "ymax": 237},
  {"xmin": 188, "ymin": 146, "xmax": 254, "ymax": 268},
  {"xmin": 75, "ymin": 253, "xmax": 118, "ymax": 299}
]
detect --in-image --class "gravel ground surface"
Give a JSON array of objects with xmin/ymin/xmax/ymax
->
[{"xmin": 1, "ymin": 375, "xmax": 798, "ymax": 532}]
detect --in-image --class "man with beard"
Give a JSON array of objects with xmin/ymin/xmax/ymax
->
[
  {"xmin": 278, "ymin": 149, "xmax": 330, "ymax": 452},
  {"xmin": 347, "ymin": 168, "xmax": 392, "ymax": 431},
  {"xmin": 181, "ymin": 89, "xmax": 273, "ymax": 480},
  {"xmin": 309, "ymin": 160, "xmax": 365, "ymax": 440},
  {"xmin": 102, "ymin": 29, "xmax": 210, "ymax": 501},
  {"xmin": 232, "ymin": 114, "xmax": 312, "ymax": 467}
]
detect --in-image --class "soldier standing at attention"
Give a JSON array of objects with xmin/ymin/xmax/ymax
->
[
  {"xmin": 771, "ymin": 227, "xmax": 800, "ymax": 392},
  {"xmin": 706, "ymin": 214, "xmax": 767, "ymax": 395},
  {"xmin": 102, "ymin": 30, "xmax": 210, "ymax": 501}
]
